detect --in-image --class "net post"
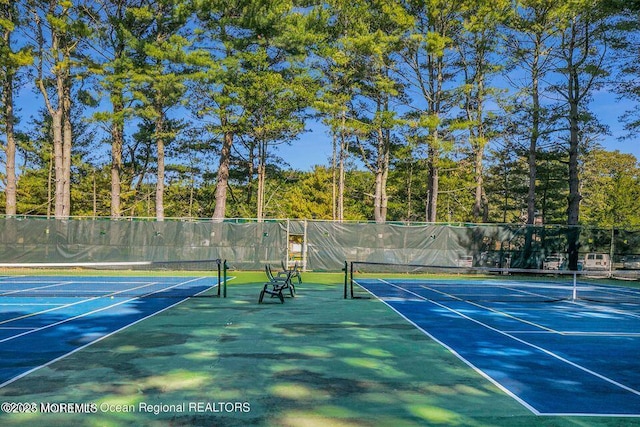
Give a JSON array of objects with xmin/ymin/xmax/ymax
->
[
  {"xmin": 343, "ymin": 261, "xmax": 348, "ymax": 299},
  {"xmin": 350, "ymin": 261, "xmax": 354, "ymax": 299},
  {"xmin": 216, "ymin": 259, "xmax": 221, "ymax": 297},
  {"xmin": 223, "ymin": 259, "xmax": 228, "ymax": 298}
]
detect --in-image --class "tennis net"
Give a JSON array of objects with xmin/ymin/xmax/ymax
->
[
  {"xmin": 345, "ymin": 261, "xmax": 640, "ymax": 304},
  {"xmin": 0, "ymin": 259, "xmax": 227, "ymax": 299}
]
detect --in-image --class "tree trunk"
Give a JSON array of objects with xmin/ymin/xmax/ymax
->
[
  {"xmin": 47, "ymin": 151, "xmax": 53, "ymax": 218},
  {"xmin": 373, "ymin": 170, "xmax": 383, "ymax": 223},
  {"xmin": 0, "ymin": 0, "xmax": 16, "ymax": 216},
  {"xmin": 567, "ymin": 83, "xmax": 582, "ymax": 270},
  {"xmin": 373, "ymin": 126, "xmax": 389, "ymax": 223},
  {"xmin": 406, "ymin": 161, "xmax": 413, "ymax": 220},
  {"xmin": 62, "ymin": 69, "xmax": 72, "ymax": 218},
  {"xmin": 111, "ymin": 96, "xmax": 124, "ymax": 218},
  {"xmin": 470, "ymin": 75, "xmax": 487, "ymax": 223},
  {"xmin": 527, "ymin": 35, "xmax": 542, "ymax": 226},
  {"xmin": 337, "ymin": 111, "xmax": 347, "ymax": 222},
  {"xmin": 332, "ymin": 131, "xmax": 337, "ymax": 220},
  {"xmin": 52, "ymin": 106, "xmax": 65, "ymax": 218},
  {"xmin": 245, "ymin": 140, "xmax": 256, "ymax": 207},
  {"xmin": 426, "ymin": 143, "xmax": 439, "ymax": 223},
  {"xmin": 2, "ymin": 70, "xmax": 17, "ymax": 216},
  {"xmin": 373, "ymin": 128, "xmax": 383, "ymax": 223},
  {"xmin": 473, "ymin": 148, "xmax": 488, "ymax": 222},
  {"xmin": 380, "ymin": 156, "xmax": 388, "ymax": 222},
  {"xmin": 256, "ymin": 140, "xmax": 266, "ymax": 220},
  {"xmin": 36, "ymin": 2, "xmax": 72, "ymax": 219},
  {"xmin": 155, "ymin": 113, "xmax": 165, "ymax": 221},
  {"xmin": 212, "ymin": 126, "xmax": 233, "ymax": 221},
  {"xmin": 523, "ymin": 31, "xmax": 546, "ymax": 267},
  {"xmin": 565, "ymin": 20, "xmax": 583, "ymax": 271}
]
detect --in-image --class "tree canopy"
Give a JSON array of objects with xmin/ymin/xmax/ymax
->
[{"xmin": 0, "ymin": 0, "xmax": 639, "ymax": 229}]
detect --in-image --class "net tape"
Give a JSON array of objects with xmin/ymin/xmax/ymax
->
[{"xmin": 346, "ymin": 261, "xmax": 640, "ymax": 304}]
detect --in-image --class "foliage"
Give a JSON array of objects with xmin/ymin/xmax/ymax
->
[
  {"xmin": 1, "ymin": 0, "xmax": 639, "ymax": 229},
  {"xmin": 581, "ymin": 149, "xmax": 640, "ymax": 227}
]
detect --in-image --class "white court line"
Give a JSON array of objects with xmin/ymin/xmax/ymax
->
[
  {"xmin": 0, "ymin": 277, "xmax": 209, "ymax": 337},
  {"xmin": 419, "ymin": 284, "xmax": 561, "ymax": 334},
  {"xmin": 385, "ymin": 279, "xmax": 640, "ymax": 396},
  {"xmin": 1, "ymin": 278, "xmax": 153, "ymax": 284},
  {"xmin": 548, "ymin": 331, "xmax": 640, "ymax": 337},
  {"xmin": 571, "ymin": 298, "xmax": 640, "ymax": 320},
  {"xmin": 499, "ymin": 330, "xmax": 640, "ymax": 337},
  {"xmin": 0, "ymin": 276, "xmax": 216, "ymax": 390},
  {"xmin": 0, "ymin": 278, "xmax": 162, "ymax": 299},
  {"xmin": 419, "ymin": 282, "xmax": 640, "ymax": 335},
  {"xmin": 0, "ymin": 279, "xmax": 179, "ymax": 327},
  {"xmin": 0, "ymin": 280, "xmax": 75, "ymax": 297},
  {"xmin": 0, "ymin": 303, "xmax": 67, "ymax": 306},
  {"xmin": 0, "ymin": 295, "xmax": 107, "ymax": 327},
  {"xmin": 354, "ymin": 279, "xmax": 541, "ymax": 415},
  {"xmin": 362, "ymin": 279, "xmax": 640, "ymax": 416}
]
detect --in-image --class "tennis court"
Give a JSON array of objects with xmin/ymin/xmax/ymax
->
[
  {"xmin": 351, "ymin": 268, "xmax": 640, "ymax": 417},
  {"xmin": 1, "ymin": 265, "xmax": 640, "ymax": 426},
  {"xmin": 0, "ymin": 260, "xmax": 225, "ymax": 389}
]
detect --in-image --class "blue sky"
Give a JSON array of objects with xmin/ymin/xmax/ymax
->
[{"xmin": 589, "ymin": 93, "xmax": 639, "ymax": 159}]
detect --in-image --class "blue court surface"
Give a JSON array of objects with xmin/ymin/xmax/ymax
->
[
  {"xmin": 0, "ymin": 275, "xmax": 219, "ymax": 388},
  {"xmin": 356, "ymin": 278, "xmax": 640, "ymax": 417}
]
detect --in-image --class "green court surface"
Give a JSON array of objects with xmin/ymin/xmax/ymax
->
[{"xmin": 0, "ymin": 272, "xmax": 636, "ymax": 426}]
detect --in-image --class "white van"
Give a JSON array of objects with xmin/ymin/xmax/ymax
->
[
  {"xmin": 543, "ymin": 255, "xmax": 566, "ymax": 270},
  {"xmin": 583, "ymin": 253, "xmax": 610, "ymax": 271}
]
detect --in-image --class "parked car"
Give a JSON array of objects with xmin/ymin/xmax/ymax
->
[
  {"xmin": 583, "ymin": 253, "xmax": 610, "ymax": 271},
  {"xmin": 456, "ymin": 255, "xmax": 473, "ymax": 268},
  {"xmin": 477, "ymin": 251, "xmax": 503, "ymax": 268},
  {"xmin": 623, "ymin": 255, "xmax": 640, "ymax": 270},
  {"xmin": 543, "ymin": 255, "xmax": 566, "ymax": 270}
]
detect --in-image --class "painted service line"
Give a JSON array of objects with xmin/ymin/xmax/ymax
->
[
  {"xmin": 356, "ymin": 279, "xmax": 640, "ymax": 416},
  {"xmin": 382, "ymin": 279, "xmax": 640, "ymax": 397},
  {"xmin": 0, "ymin": 277, "xmax": 207, "ymax": 343},
  {"xmin": 419, "ymin": 284, "xmax": 561, "ymax": 334},
  {"xmin": 0, "ymin": 276, "xmax": 221, "ymax": 389},
  {"xmin": 0, "ymin": 280, "xmax": 168, "ymax": 328}
]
